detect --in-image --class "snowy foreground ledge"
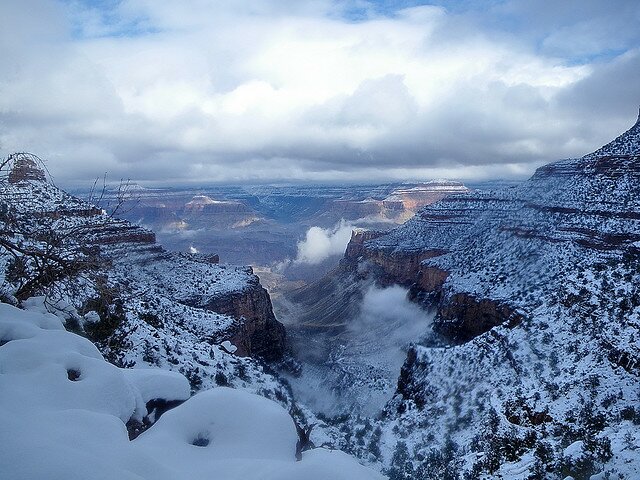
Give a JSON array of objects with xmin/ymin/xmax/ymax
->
[{"xmin": 0, "ymin": 303, "xmax": 385, "ymax": 480}]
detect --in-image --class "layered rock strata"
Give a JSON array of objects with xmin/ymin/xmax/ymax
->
[{"xmin": 0, "ymin": 157, "xmax": 286, "ymax": 361}]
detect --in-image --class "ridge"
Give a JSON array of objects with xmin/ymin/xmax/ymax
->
[{"xmin": 7, "ymin": 153, "xmax": 48, "ymax": 184}]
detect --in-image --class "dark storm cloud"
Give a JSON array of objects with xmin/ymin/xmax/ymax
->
[{"xmin": 0, "ymin": 0, "xmax": 639, "ymax": 185}]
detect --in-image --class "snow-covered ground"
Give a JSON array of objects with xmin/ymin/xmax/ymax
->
[{"xmin": 0, "ymin": 302, "xmax": 385, "ymax": 479}]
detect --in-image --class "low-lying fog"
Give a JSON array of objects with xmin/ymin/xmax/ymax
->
[
  {"xmin": 146, "ymin": 206, "xmax": 436, "ymax": 416},
  {"xmin": 277, "ymin": 284, "xmax": 434, "ymax": 416}
]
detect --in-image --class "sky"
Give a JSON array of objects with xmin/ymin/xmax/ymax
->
[{"xmin": 1, "ymin": 0, "xmax": 639, "ymax": 186}]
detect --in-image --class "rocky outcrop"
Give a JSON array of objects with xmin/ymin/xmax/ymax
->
[
  {"xmin": 382, "ymin": 180, "xmax": 469, "ymax": 216},
  {"xmin": 91, "ymin": 223, "xmax": 157, "ymax": 245},
  {"xmin": 7, "ymin": 153, "xmax": 47, "ymax": 183},
  {"xmin": 0, "ymin": 158, "xmax": 286, "ymax": 365},
  {"xmin": 435, "ymin": 293, "xmax": 524, "ymax": 343},
  {"xmin": 342, "ymin": 232, "xmax": 522, "ymax": 342},
  {"xmin": 199, "ymin": 280, "xmax": 286, "ymax": 361},
  {"xmin": 394, "ymin": 346, "xmax": 424, "ymax": 411},
  {"xmin": 416, "ymin": 265, "xmax": 449, "ymax": 292},
  {"xmin": 343, "ymin": 229, "xmax": 385, "ymax": 260},
  {"xmin": 360, "ymin": 248, "xmax": 447, "ymax": 287},
  {"xmin": 184, "ymin": 195, "xmax": 250, "ymax": 215},
  {"xmin": 324, "ymin": 181, "xmax": 469, "ymax": 223},
  {"xmin": 330, "ymin": 198, "xmax": 385, "ymax": 219},
  {"xmin": 343, "ymin": 230, "xmax": 447, "ymax": 286}
]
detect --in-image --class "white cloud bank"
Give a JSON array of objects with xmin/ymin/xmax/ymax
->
[
  {"xmin": 295, "ymin": 220, "xmax": 354, "ymax": 265},
  {"xmin": 0, "ymin": 0, "xmax": 639, "ymax": 184},
  {"xmin": 284, "ymin": 283, "xmax": 434, "ymax": 415},
  {"xmin": 347, "ymin": 284, "xmax": 434, "ymax": 413},
  {"xmin": 351, "ymin": 284, "xmax": 433, "ymax": 350}
]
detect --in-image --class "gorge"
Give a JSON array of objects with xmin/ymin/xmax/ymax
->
[{"xmin": 2, "ymin": 111, "xmax": 640, "ymax": 479}]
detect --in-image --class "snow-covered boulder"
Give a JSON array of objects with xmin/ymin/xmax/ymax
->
[
  {"xmin": 0, "ymin": 303, "xmax": 385, "ymax": 479},
  {"xmin": 135, "ymin": 387, "xmax": 297, "ymax": 461},
  {"xmin": 122, "ymin": 367, "xmax": 191, "ymax": 405}
]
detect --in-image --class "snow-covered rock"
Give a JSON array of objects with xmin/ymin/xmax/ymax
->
[{"xmin": 0, "ymin": 157, "xmax": 290, "ymax": 422}]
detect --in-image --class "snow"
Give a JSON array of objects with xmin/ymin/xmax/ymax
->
[
  {"xmin": 135, "ymin": 388, "xmax": 386, "ymax": 479},
  {"xmin": 84, "ymin": 310, "xmax": 102, "ymax": 323},
  {"xmin": 135, "ymin": 387, "xmax": 297, "ymax": 462},
  {"xmin": 277, "ymin": 449, "xmax": 386, "ymax": 480},
  {"xmin": 8, "ymin": 116, "xmax": 639, "ymax": 478},
  {"xmin": 0, "ymin": 301, "xmax": 64, "ymax": 343},
  {"xmin": 221, "ymin": 340, "xmax": 238, "ymax": 353},
  {"xmin": 0, "ymin": 303, "xmax": 386, "ymax": 479},
  {"xmin": 0, "ymin": 319, "xmax": 143, "ymax": 422},
  {"xmin": 122, "ymin": 367, "xmax": 191, "ymax": 404},
  {"xmin": 0, "ymin": 408, "xmax": 168, "ymax": 480},
  {"xmin": 564, "ymin": 441, "xmax": 584, "ymax": 458},
  {"xmin": 0, "ymin": 173, "xmax": 301, "ymax": 431},
  {"xmin": 298, "ymin": 115, "xmax": 640, "ymax": 477}
]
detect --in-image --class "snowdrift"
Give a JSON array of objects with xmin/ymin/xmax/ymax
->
[{"xmin": 0, "ymin": 302, "xmax": 384, "ymax": 480}]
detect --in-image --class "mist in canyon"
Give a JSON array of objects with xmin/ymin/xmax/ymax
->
[
  {"xmin": 91, "ymin": 181, "xmax": 467, "ymax": 415},
  {"xmin": 280, "ymin": 283, "xmax": 435, "ymax": 416}
]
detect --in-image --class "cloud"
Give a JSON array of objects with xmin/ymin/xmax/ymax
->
[
  {"xmin": 344, "ymin": 284, "xmax": 434, "ymax": 413},
  {"xmin": 285, "ymin": 283, "xmax": 434, "ymax": 415},
  {"xmin": 294, "ymin": 219, "xmax": 354, "ymax": 265},
  {"xmin": 351, "ymin": 284, "xmax": 433, "ymax": 349},
  {"xmin": 0, "ymin": 0, "xmax": 639, "ymax": 185}
]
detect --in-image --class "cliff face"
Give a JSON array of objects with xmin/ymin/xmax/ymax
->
[
  {"xmin": 330, "ymin": 198, "xmax": 385, "ymax": 219},
  {"xmin": 435, "ymin": 292, "xmax": 524, "ymax": 342},
  {"xmin": 0, "ymin": 160, "xmax": 286, "ymax": 367},
  {"xmin": 326, "ymin": 181, "xmax": 469, "ymax": 223},
  {"xmin": 7, "ymin": 154, "xmax": 47, "ymax": 183},
  {"xmin": 187, "ymin": 275, "xmax": 285, "ymax": 361},
  {"xmin": 331, "ymin": 113, "xmax": 640, "ymax": 477},
  {"xmin": 381, "ymin": 180, "xmax": 469, "ymax": 219},
  {"xmin": 183, "ymin": 195, "xmax": 253, "ymax": 223},
  {"xmin": 348, "ymin": 113, "xmax": 640, "ymax": 343}
]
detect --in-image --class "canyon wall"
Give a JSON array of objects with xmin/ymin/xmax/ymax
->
[
  {"xmin": 340, "ymin": 113, "xmax": 640, "ymax": 349},
  {"xmin": 0, "ymin": 159, "xmax": 286, "ymax": 364},
  {"xmin": 190, "ymin": 277, "xmax": 286, "ymax": 361}
]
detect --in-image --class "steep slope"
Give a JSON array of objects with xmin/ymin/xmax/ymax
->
[
  {"xmin": 313, "ymin": 113, "xmax": 640, "ymax": 478},
  {"xmin": 381, "ymin": 180, "xmax": 470, "ymax": 222},
  {"xmin": 359, "ymin": 110, "xmax": 640, "ymax": 344},
  {"xmin": 0, "ymin": 157, "xmax": 290, "ymax": 414}
]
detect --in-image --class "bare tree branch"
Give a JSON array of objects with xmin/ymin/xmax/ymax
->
[
  {"xmin": 0, "ymin": 152, "xmax": 107, "ymax": 301},
  {"xmin": 86, "ymin": 174, "xmax": 140, "ymax": 218}
]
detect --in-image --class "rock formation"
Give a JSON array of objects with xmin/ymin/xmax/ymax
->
[
  {"xmin": 0, "ymin": 158, "xmax": 286, "ymax": 364},
  {"xmin": 290, "ymin": 112, "xmax": 640, "ymax": 478},
  {"xmin": 382, "ymin": 180, "xmax": 469, "ymax": 220},
  {"xmin": 325, "ymin": 181, "xmax": 469, "ymax": 223},
  {"xmin": 346, "ymin": 113, "xmax": 640, "ymax": 343},
  {"xmin": 7, "ymin": 153, "xmax": 47, "ymax": 184}
]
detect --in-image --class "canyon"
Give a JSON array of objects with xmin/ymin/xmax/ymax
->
[
  {"xmin": 89, "ymin": 180, "xmax": 470, "ymax": 270},
  {"xmin": 3, "ymin": 111, "xmax": 640, "ymax": 478},
  {"xmin": 279, "ymin": 110, "xmax": 640, "ymax": 478},
  {"xmin": 0, "ymin": 155, "xmax": 290, "ymax": 404}
]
